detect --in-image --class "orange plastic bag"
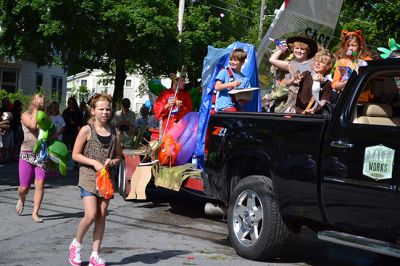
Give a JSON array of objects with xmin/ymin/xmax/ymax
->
[{"xmin": 96, "ymin": 167, "xmax": 114, "ymax": 199}]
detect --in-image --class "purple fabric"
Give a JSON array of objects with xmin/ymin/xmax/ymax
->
[{"xmin": 19, "ymin": 158, "xmax": 46, "ymax": 187}]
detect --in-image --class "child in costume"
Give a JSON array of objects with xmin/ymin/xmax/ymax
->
[
  {"xmin": 332, "ymin": 30, "xmax": 371, "ymax": 102},
  {"xmin": 262, "ymin": 46, "xmax": 293, "ymax": 113},
  {"xmin": 69, "ymin": 93, "xmax": 122, "ymax": 266},
  {"xmin": 269, "ymin": 36, "xmax": 318, "ymax": 113},
  {"xmin": 295, "ymin": 50, "xmax": 336, "ymax": 114},
  {"xmin": 153, "ymin": 75, "xmax": 192, "ymax": 134},
  {"xmin": 214, "ymin": 48, "xmax": 251, "ymax": 112}
]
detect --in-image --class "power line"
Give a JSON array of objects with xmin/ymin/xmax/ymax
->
[
  {"xmin": 214, "ymin": 0, "xmax": 260, "ymax": 16},
  {"xmin": 209, "ymin": 4, "xmax": 254, "ymax": 19}
]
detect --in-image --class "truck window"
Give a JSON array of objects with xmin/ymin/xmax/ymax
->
[{"xmin": 353, "ymin": 71, "xmax": 400, "ymax": 126}]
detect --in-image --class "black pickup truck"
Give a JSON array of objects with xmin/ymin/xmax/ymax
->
[{"xmin": 202, "ymin": 59, "xmax": 400, "ymax": 260}]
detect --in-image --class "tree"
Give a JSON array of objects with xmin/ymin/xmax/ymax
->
[
  {"xmin": 0, "ymin": 0, "xmax": 181, "ymax": 106},
  {"xmin": 181, "ymin": 4, "xmax": 222, "ymax": 81},
  {"xmin": 332, "ymin": 1, "xmax": 400, "ymax": 52}
]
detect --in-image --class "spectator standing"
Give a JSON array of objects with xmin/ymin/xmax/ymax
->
[
  {"xmin": 11, "ymin": 100, "xmax": 23, "ymax": 159},
  {"xmin": 0, "ymin": 97, "xmax": 14, "ymax": 163},
  {"xmin": 0, "ymin": 112, "xmax": 12, "ymax": 163},
  {"xmin": 62, "ymin": 97, "xmax": 83, "ymax": 151},
  {"xmin": 80, "ymin": 101, "xmax": 90, "ymax": 125},
  {"xmin": 135, "ymin": 105, "xmax": 150, "ymax": 128},
  {"xmin": 48, "ymin": 102, "xmax": 66, "ymax": 141},
  {"xmin": 111, "ymin": 98, "xmax": 136, "ymax": 148}
]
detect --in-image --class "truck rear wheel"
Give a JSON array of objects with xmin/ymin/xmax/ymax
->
[
  {"xmin": 117, "ymin": 159, "xmax": 127, "ymax": 200},
  {"xmin": 228, "ymin": 175, "xmax": 288, "ymax": 260}
]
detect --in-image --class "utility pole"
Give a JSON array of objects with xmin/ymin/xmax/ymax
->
[
  {"xmin": 258, "ymin": 0, "xmax": 266, "ymax": 42},
  {"xmin": 178, "ymin": 0, "xmax": 185, "ymax": 42}
]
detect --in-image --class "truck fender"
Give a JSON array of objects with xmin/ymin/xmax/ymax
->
[{"xmin": 226, "ymin": 150, "xmax": 273, "ymax": 198}]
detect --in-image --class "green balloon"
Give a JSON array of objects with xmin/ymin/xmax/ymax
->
[
  {"xmin": 189, "ymin": 87, "xmax": 202, "ymax": 111},
  {"xmin": 148, "ymin": 80, "xmax": 166, "ymax": 96}
]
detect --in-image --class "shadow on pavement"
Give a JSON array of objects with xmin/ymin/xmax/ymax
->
[
  {"xmin": 271, "ymin": 230, "xmax": 400, "ymax": 266},
  {"xmin": 107, "ymin": 250, "xmax": 190, "ymax": 265},
  {"xmin": 40, "ymin": 211, "xmax": 84, "ymax": 220}
]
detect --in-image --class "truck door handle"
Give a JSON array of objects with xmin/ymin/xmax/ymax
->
[{"xmin": 330, "ymin": 140, "xmax": 354, "ymax": 149}]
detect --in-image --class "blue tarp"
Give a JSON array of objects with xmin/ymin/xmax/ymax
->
[{"xmin": 195, "ymin": 42, "xmax": 260, "ymax": 169}]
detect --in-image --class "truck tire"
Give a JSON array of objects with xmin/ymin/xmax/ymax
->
[
  {"xmin": 228, "ymin": 175, "xmax": 289, "ymax": 260},
  {"xmin": 117, "ymin": 159, "xmax": 127, "ymax": 200}
]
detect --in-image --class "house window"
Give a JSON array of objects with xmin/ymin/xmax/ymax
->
[
  {"xmin": 52, "ymin": 76, "xmax": 63, "ymax": 103},
  {"xmin": 36, "ymin": 73, "xmax": 43, "ymax": 91},
  {"xmin": 81, "ymin": 79, "xmax": 87, "ymax": 87},
  {"xmin": 126, "ymin": 79, "xmax": 132, "ymax": 87},
  {"xmin": 0, "ymin": 69, "xmax": 18, "ymax": 93}
]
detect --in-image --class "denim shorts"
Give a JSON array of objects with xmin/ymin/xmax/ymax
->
[{"xmin": 80, "ymin": 187, "xmax": 97, "ymax": 198}]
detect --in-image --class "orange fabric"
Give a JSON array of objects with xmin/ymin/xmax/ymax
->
[
  {"xmin": 332, "ymin": 56, "xmax": 373, "ymax": 90},
  {"xmin": 358, "ymin": 89, "xmax": 374, "ymax": 104},
  {"xmin": 96, "ymin": 167, "xmax": 114, "ymax": 199}
]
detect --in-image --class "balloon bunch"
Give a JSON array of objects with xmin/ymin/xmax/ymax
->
[{"xmin": 158, "ymin": 112, "xmax": 199, "ymax": 166}]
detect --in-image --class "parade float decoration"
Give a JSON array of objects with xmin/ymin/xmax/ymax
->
[
  {"xmin": 148, "ymin": 79, "xmax": 166, "ymax": 96},
  {"xmin": 377, "ymin": 38, "xmax": 400, "ymax": 59},
  {"xmin": 158, "ymin": 112, "xmax": 199, "ymax": 166},
  {"xmin": 33, "ymin": 111, "xmax": 69, "ymax": 176},
  {"xmin": 195, "ymin": 42, "xmax": 260, "ymax": 169}
]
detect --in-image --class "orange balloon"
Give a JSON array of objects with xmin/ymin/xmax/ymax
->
[{"xmin": 158, "ymin": 135, "xmax": 181, "ymax": 166}]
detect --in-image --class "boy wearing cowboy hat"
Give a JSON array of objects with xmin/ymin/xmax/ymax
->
[{"xmin": 268, "ymin": 35, "xmax": 318, "ymax": 113}]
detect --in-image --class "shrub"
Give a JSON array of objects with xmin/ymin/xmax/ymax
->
[{"xmin": 0, "ymin": 89, "xmax": 33, "ymax": 111}]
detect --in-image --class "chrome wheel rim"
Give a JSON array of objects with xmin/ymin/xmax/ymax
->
[{"xmin": 232, "ymin": 190, "xmax": 264, "ymax": 246}]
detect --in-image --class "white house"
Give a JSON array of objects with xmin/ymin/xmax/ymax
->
[
  {"xmin": 0, "ymin": 56, "xmax": 68, "ymax": 106},
  {"xmin": 67, "ymin": 69, "xmax": 172, "ymax": 113}
]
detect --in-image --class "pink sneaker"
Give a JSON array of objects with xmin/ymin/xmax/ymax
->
[
  {"xmin": 69, "ymin": 241, "xmax": 82, "ymax": 266},
  {"xmin": 89, "ymin": 254, "xmax": 106, "ymax": 266}
]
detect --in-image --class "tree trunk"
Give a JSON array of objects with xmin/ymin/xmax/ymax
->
[{"xmin": 113, "ymin": 58, "xmax": 127, "ymax": 108}]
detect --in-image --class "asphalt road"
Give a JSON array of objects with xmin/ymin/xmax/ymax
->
[{"xmin": 0, "ymin": 161, "xmax": 399, "ymax": 266}]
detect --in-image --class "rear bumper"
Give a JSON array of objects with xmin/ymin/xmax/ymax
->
[{"xmin": 180, "ymin": 171, "xmax": 216, "ymax": 199}]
